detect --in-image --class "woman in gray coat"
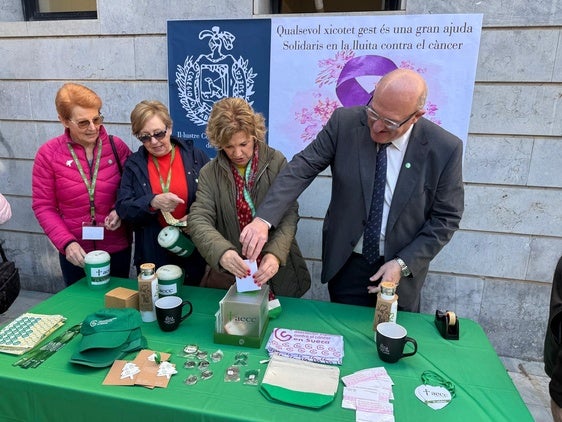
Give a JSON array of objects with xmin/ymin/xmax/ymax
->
[{"xmin": 187, "ymin": 97, "xmax": 310, "ymax": 297}]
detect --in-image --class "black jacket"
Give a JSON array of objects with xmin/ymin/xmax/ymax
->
[
  {"xmin": 544, "ymin": 256, "xmax": 562, "ymax": 406},
  {"xmin": 116, "ymin": 137, "xmax": 210, "ymax": 283}
]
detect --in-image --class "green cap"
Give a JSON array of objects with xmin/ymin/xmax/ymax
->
[
  {"xmin": 70, "ymin": 328, "xmax": 147, "ymax": 368},
  {"xmin": 78, "ymin": 308, "xmax": 142, "ymax": 352}
]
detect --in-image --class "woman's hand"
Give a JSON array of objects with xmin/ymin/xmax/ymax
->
[
  {"xmin": 104, "ymin": 210, "xmax": 122, "ymax": 231},
  {"xmin": 219, "ymin": 250, "xmax": 250, "ymax": 279},
  {"xmin": 253, "ymin": 253, "xmax": 280, "ymax": 286},
  {"xmin": 65, "ymin": 241, "xmax": 86, "ymax": 268},
  {"xmin": 150, "ymin": 192, "xmax": 185, "ymax": 212}
]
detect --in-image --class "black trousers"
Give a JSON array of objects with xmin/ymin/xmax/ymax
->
[{"xmin": 328, "ymin": 253, "xmax": 385, "ymax": 308}]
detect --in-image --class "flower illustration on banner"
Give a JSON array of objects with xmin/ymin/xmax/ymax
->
[
  {"xmin": 294, "ymin": 53, "xmax": 442, "ymax": 145},
  {"xmin": 424, "ymin": 101, "xmax": 441, "ymax": 125},
  {"xmin": 399, "ymin": 60, "xmax": 427, "ymax": 74},
  {"xmin": 316, "ymin": 50, "xmax": 356, "ymax": 87},
  {"xmin": 295, "ymin": 94, "xmax": 339, "ymax": 143}
]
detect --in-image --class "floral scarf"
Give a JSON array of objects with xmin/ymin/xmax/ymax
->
[
  {"xmin": 231, "ymin": 143, "xmax": 259, "ymax": 232},
  {"xmin": 231, "ymin": 144, "xmax": 275, "ymax": 299}
]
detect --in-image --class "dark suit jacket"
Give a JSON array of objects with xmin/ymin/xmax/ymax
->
[{"xmin": 256, "ymin": 106, "xmax": 464, "ymax": 311}]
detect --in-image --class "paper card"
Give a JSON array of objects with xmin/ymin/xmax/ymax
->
[
  {"xmin": 342, "ymin": 367, "xmax": 393, "ymax": 386},
  {"xmin": 82, "ymin": 225, "xmax": 104, "ymax": 240},
  {"xmin": 236, "ymin": 260, "xmax": 260, "ymax": 292},
  {"xmin": 135, "ymin": 362, "xmax": 175, "ymax": 389},
  {"xmin": 342, "ymin": 386, "xmax": 392, "ymax": 410},
  {"xmin": 103, "ymin": 360, "xmax": 137, "ymax": 386},
  {"xmin": 102, "ymin": 350, "xmax": 173, "ymax": 388},
  {"xmin": 356, "ymin": 398, "xmax": 395, "ymax": 422},
  {"xmin": 133, "ymin": 350, "xmax": 173, "ymax": 388},
  {"xmin": 414, "ymin": 385, "xmax": 452, "ymax": 410}
]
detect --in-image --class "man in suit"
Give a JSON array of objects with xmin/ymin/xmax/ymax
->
[{"xmin": 240, "ymin": 69, "xmax": 464, "ymax": 311}]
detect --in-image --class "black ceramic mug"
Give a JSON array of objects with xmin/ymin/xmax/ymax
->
[
  {"xmin": 376, "ymin": 322, "xmax": 418, "ymax": 363},
  {"xmin": 155, "ymin": 296, "xmax": 193, "ymax": 332}
]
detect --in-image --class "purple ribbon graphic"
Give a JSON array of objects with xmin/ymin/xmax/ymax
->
[{"xmin": 336, "ymin": 55, "xmax": 397, "ymax": 107}]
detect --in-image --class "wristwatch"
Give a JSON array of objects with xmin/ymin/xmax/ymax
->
[{"xmin": 395, "ymin": 257, "xmax": 411, "ymax": 277}]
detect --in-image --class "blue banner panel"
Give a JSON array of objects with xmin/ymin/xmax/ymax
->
[{"xmin": 168, "ymin": 19, "xmax": 272, "ymax": 157}]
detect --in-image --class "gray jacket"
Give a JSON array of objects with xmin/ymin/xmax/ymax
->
[{"xmin": 254, "ymin": 107, "xmax": 464, "ymax": 311}]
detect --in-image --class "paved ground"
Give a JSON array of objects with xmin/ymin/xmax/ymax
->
[{"xmin": 0, "ymin": 290, "xmax": 554, "ymax": 421}]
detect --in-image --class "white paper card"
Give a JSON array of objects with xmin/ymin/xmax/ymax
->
[
  {"xmin": 414, "ymin": 385, "xmax": 452, "ymax": 410},
  {"xmin": 82, "ymin": 225, "xmax": 104, "ymax": 240},
  {"xmin": 236, "ymin": 260, "xmax": 259, "ymax": 292}
]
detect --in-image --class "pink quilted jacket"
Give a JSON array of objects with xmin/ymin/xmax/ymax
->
[
  {"xmin": 32, "ymin": 126, "xmax": 132, "ymax": 254},
  {"xmin": 0, "ymin": 193, "xmax": 11, "ymax": 224}
]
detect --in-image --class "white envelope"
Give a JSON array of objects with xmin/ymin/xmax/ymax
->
[{"xmin": 236, "ymin": 260, "xmax": 260, "ymax": 292}]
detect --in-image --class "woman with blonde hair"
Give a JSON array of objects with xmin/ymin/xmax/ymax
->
[{"xmin": 187, "ymin": 97, "xmax": 310, "ymax": 297}]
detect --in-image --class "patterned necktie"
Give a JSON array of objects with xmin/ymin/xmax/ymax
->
[{"xmin": 363, "ymin": 142, "xmax": 389, "ymax": 264}]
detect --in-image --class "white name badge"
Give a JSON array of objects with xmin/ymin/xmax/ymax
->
[{"xmin": 82, "ymin": 225, "xmax": 104, "ymax": 240}]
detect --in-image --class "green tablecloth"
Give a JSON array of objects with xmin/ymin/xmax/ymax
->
[{"xmin": 0, "ymin": 278, "xmax": 532, "ymax": 421}]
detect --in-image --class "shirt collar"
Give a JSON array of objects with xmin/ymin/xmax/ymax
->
[{"xmin": 389, "ymin": 124, "xmax": 414, "ymax": 151}]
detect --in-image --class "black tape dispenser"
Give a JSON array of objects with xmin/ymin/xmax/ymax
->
[{"xmin": 434, "ymin": 309, "xmax": 459, "ymax": 340}]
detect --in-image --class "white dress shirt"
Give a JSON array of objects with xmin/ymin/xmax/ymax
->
[{"xmin": 355, "ymin": 125, "xmax": 413, "ymax": 257}]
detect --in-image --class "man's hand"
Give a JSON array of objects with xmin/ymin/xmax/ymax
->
[
  {"xmin": 253, "ymin": 253, "xmax": 280, "ymax": 286},
  {"xmin": 367, "ymin": 259, "xmax": 402, "ymax": 294},
  {"xmin": 240, "ymin": 218, "xmax": 269, "ymax": 261},
  {"xmin": 65, "ymin": 241, "xmax": 86, "ymax": 268}
]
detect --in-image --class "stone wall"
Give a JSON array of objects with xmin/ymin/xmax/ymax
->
[{"xmin": 0, "ymin": 0, "xmax": 560, "ymax": 359}]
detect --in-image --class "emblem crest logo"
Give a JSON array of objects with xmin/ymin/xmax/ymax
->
[{"xmin": 176, "ymin": 26, "xmax": 257, "ymax": 126}]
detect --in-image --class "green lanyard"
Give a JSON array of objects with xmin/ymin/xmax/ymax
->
[
  {"xmin": 67, "ymin": 139, "xmax": 102, "ymax": 224},
  {"xmin": 151, "ymin": 145, "xmax": 176, "ymax": 193}
]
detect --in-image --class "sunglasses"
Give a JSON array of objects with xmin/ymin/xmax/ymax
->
[
  {"xmin": 137, "ymin": 127, "xmax": 168, "ymax": 143},
  {"xmin": 69, "ymin": 115, "xmax": 104, "ymax": 130}
]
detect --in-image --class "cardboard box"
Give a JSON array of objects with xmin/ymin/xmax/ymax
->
[{"xmin": 105, "ymin": 287, "xmax": 139, "ymax": 310}]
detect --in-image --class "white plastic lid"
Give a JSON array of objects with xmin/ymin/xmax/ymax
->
[
  {"xmin": 84, "ymin": 250, "xmax": 110, "ymax": 264},
  {"xmin": 156, "ymin": 264, "xmax": 183, "ymax": 280},
  {"xmin": 157, "ymin": 226, "xmax": 180, "ymax": 248}
]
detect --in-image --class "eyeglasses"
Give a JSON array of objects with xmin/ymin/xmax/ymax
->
[
  {"xmin": 69, "ymin": 115, "xmax": 104, "ymax": 130},
  {"xmin": 365, "ymin": 106, "xmax": 418, "ymax": 131},
  {"xmin": 137, "ymin": 127, "xmax": 168, "ymax": 143}
]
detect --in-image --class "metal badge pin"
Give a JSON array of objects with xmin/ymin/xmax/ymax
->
[
  {"xmin": 235, "ymin": 352, "xmax": 248, "ymax": 360},
  {"xmin": 224, "ymin": 366, "xmax": 240, "ymax": 382},
  {"xmin": 200, "ymin": 370, "xmax": 214, "ymax": 380},
  {"xmin": 184, "ymin": 360, "xmax": 197, "ymax": 369},
  {"xmin": 244, "ymin": 369, "xmax": 260, "ymax": 386},
  {"xmin": 184, "ymin": 375, "xmax": 198, "ymax": 385},
  {"xmin": 211, "ymin": 350, "xmax": 224, "ymax": 362},
  {"xmin": 183, "ymin": 344, "xmax": 198, "ymax": 355}
]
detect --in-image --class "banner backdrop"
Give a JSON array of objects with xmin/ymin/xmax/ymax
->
[{"xmin": 168, "ymin": 14, "xmax": 482, "ymax": 159}]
